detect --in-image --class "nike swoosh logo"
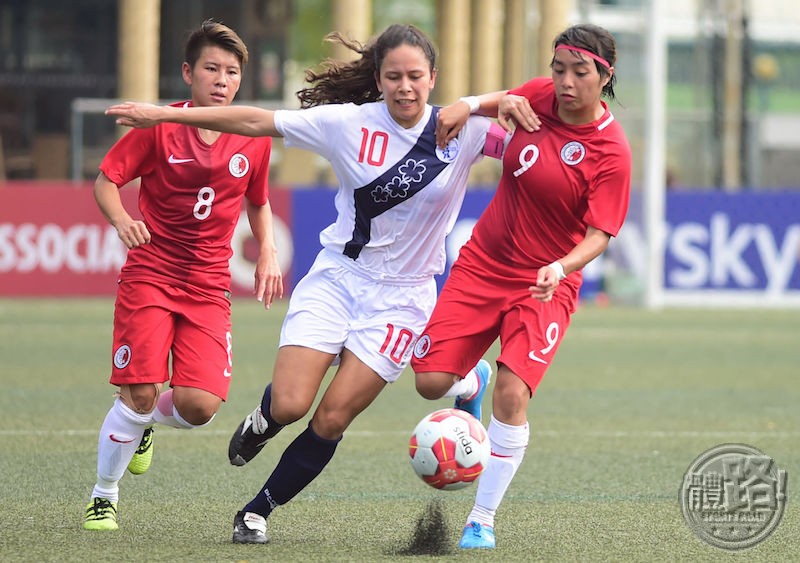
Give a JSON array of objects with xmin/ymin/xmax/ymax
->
[
  {"xmin": 528, "ymin": 351, "xmax": 548, "ymax": 365},
  {"xmin": 168, "ymin": 154, "xmax": 194, "ymax": 164},
  {"xmin": 109, "ymin": 434, "xmax": 136, "ymax": 444}
]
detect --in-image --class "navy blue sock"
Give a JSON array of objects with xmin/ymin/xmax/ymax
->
[
  {"xmin": 259, "ymin": 383, "xmax": 285, "ymax": 440},
  {"xmin": 243, "ymin": 423, "xmax": 340, "ymax": 517}
]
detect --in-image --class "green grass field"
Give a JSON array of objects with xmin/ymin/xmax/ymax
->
[{"xmin": 1, "ymin": 298, "xmax": 797, "ymax": 562}]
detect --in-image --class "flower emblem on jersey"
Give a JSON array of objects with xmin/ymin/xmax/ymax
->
[
  {"xmin": 371, "ymin": 158, "xmax": 427, "ymax": 203},
  {"xmin": 399, "ymin": 158, "xmax": 426, "ymax": 183},
  {"xmin": 435, "ymin": 138, "xmax": 460, "ymax": 163},
  {"xmin": 372, "ymin": 176, "xmax": 410, "ymax": 202},
  {"xmin": 371, "ymin": 185, "xmax": 390, "ymax": 202},
  {"xmin": 229, "ymin": 153, "xmax": 250, "ymax": 178},
  {"xmin": 560, "ymin": 141, "xmax": 586, "ymax": 166},
  {"xmin": 114, "ymin": 344, "xmax": 132, "ymax": 369}
]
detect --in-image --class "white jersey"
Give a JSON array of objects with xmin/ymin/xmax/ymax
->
[{"xmin": 274, "ymin": 102, "xmax": 490, "ymax": 282}]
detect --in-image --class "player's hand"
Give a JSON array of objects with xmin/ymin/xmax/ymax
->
[
  {"xmin": 498, "ymin": 94, "xmax": 540, "ymax": 134},
  {"xmin": 528, "ymin": 265, "xmax": 560, "ymax": 302},
  {"xmin": 114, "ymin": 217, "xmax": 151, "ymax": 249},
  {"xmin": 106, "ymin": 102, "xmax": 163, "ymax": 129},
  {"xmin": 254, "ymin": 253, "xmax": 283, "ymax": 310},
  {"xmin": 435, "ymin": 100, "xmax": 471, "ymax": 148}
]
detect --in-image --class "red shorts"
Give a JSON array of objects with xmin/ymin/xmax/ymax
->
[
  {"xmin": 110, "ymin": 280, "xmax": 233, "ymax": 400},
  {"xmin": 411, "ymin": 244, "xmax": 577, "ymax": 394}
]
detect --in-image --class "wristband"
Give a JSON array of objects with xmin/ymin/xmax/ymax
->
[
  {"xmin": 548, "ymin": 261, "xmax": 566, "ymax": 281},
  {"xmin": 459, "ymin": 96, "xmax": 480, "ymax": 114}
]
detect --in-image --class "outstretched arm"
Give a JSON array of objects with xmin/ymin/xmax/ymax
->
[
  {"xmin": 435, "ymin": 91, "xmax": 540, "ymax": 148},
  {"xmin": 106, "ymin": 102, "xmax": 282, "ymax": 138}
]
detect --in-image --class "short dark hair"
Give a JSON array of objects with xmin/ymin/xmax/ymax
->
[{"xmin": 184, "ymin": 19, "xmax": 248, "ymax": 70}]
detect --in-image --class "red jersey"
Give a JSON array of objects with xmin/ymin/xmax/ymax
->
[
  {"xmin": 100, "ymin": 102, "xmax": 271, "ymax": 292},
  {"xmin": 468, "ymin": 77, "xmax": 630, "ymax": 293}
]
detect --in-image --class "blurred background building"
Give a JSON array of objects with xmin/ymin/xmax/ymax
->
[
  {"xmin": 0, "ymin": 0, "xmax": 799, "ymax": 190},
  {"xmin": 2, "ymin": 0, "xmax": 798, "ymax": 306}
]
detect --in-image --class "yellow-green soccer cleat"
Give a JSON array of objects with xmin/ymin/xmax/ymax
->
[
  {"xmin": 83, "ymin": 498, "xmax": 118, "ymax": 530},
  {"xmin": 127, "ymin": 426, "xmax": 154, "ymax": 475}
]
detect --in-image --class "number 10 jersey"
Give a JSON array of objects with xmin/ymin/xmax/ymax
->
[{"xmin": 275, "ymin": 102, "xmax": 490, "ymax": 283}]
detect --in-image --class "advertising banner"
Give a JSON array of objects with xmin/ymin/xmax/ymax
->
[
  {"xmin": 0, "ymin": 182, "xmax": 293, "ymax": 297},
  {"xmin": 611, "ymin": 191, "xmax": 800, "ymax": 306},
  {"xmin": 0, "ymin": 183, "xmax": 135, "ymax": 295},
  {"xmin": 2, "ymin": 183, "xmax": 798, "ymax": 305}
]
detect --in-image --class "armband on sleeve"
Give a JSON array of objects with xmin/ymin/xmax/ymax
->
[{"xmin": 483, "ymin": 122, "xmax": 507, "ymax": 159}]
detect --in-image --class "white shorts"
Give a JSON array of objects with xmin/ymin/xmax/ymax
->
[{"xmin": 280, "ymin": 250, "xmax": 438, "ymax": 382}]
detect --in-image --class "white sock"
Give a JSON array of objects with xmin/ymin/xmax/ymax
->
[
  {"xmin": 151, "ymin": 389, "xmax": 215, "ymax": 429},
  {"xmin": 443, "ymin": 367, "xmax": 478, "ymax": 399},
  {"xmin": 466, "ymin": 415, "xmax": 530, "ymax": 528},
  {"xmin": 91, "ymin": 398, "xmax": 151, "ymax": 502},
  {"xmin": 465, "ymin": 504, "xmax": 496, "ymax": 528}
]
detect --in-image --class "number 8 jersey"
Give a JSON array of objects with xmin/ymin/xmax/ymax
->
[
  {"xmin": 275, "ymin": 102, "xmax": 491, "ymax": 282},
  {"xmin": 100, "ymin": 101, "xmax": 272, "ymax": 292}
]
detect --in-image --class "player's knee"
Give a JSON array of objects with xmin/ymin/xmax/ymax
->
[
  {"xmin": 270, "ymin": 404, "xmax": 307, "ymax": 426},
  {"xmin": 270, "ymin": 397, "xmax": 310, "ymax": 426},
  {"xmin": 174, "ymin": 402, "xmax": 218, "ymax": 426},
  {"xmin": 414, "ymin": 372, "xmax": 449, "ymax": 400},
  {"xmin": 310, "ymin": 409, "xmax": 350, "ymax": 440},
  {"xmin": 492, "ymin": 379, "xmax": 529, "ymax": 415},
  {"xmin": 171, "ymin": 387, "xmax": 222, "ymax": 426},
  {"xmin": 119, "ymin": 383, "xmax": 159, "ymax": 413}
]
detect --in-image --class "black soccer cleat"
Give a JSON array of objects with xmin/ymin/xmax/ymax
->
[
  {"xmin": 228, "ymin": 406, "xmax": 273, "ymax": 466},
  {"xmin": 232, "ymin": 510, "xmax": 269, "ymax": 544}
]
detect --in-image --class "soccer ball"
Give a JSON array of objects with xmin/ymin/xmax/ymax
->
[{"xmin": 408, "ymin": 408, "xmax": 490, "ymax": 490}]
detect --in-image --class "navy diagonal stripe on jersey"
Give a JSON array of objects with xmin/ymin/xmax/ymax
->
[{"xmin": 344, "ymin": 107, "xmax": 447, "ymax": 260}]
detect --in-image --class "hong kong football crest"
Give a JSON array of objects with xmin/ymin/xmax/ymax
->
[
  {"xmin": 413, "ymin": 335, "xmax": 431, "ymax": 359},
  {"xmin": 114, "ymin": 344, "xmax": 132, "ymax": 369},
  {"xmin": 560, "ymin": 141, "xmax": 585, "ymax": 166},
  {"xmin": 229, "ymin": 153, "xmax": 250, "ymax": 178}
]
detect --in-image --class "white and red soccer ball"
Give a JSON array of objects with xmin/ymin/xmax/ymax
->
[{"xmin": 408, "ymin": 408, "xmax": 490, "ymax": 490}]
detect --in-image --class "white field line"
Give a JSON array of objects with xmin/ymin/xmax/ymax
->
[{"xmin": 0, "ymin": 429, "xmax": 797, "ymax": 438}]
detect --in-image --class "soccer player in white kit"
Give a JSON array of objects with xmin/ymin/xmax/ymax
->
[{"xmin": 106, "ymin": 24, "xmax": 529, "ymax": 544}]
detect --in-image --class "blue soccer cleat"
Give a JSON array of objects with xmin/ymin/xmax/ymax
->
[
  {"xmin": 459, "ymin": 521, "xmax": 496, "ymax": 549},
  {"xmin": 454, "ymin": 359, "xmax": 492, "ymax": 422}
]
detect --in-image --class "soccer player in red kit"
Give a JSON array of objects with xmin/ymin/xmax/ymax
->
[
  {"xmin": 83, "ymin": 20, "xmax": 282, "ymax": 531},
  {"xmin": 412, "ymin": 23, "xmax": 631, "ymax": 549}
]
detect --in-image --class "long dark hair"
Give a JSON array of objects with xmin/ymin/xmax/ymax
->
[
  {"xmin": 296, "ymin": 24, "xmax": 437, "ymax": 108},
  {"xmin": 551, "ymin": 24, "xmax": 618, "ymax": 101}
]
